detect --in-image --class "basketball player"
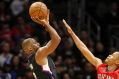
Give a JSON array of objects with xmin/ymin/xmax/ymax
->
[
  {"xmin": 21, "ymin": 11, "xmax": 61, "ymax": 79},
  {"xmin": 63, "ymin": 19, "xmax": 119, "ymax": 79}
]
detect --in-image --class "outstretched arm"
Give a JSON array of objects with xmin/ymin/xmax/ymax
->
[
  {"xmin": 32, "ymin": 12, "xmax": 61, "ymax": 65},
  {"xmin": 39, "ymin": 21, "xmax": 61, "ymax": 56},
  {"xmin": 63, "ymin": 19, "xmax": 102, "ymax": 68}
]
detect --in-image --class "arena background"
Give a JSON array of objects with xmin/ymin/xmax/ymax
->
[{"xmin": 0, "ymin": 0, "xmax": 119, "ymax": 79}]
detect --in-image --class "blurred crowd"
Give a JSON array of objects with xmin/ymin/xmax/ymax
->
[{"xmin": 0, "ymin": 0, "xmax": 119, "ymax": 79}]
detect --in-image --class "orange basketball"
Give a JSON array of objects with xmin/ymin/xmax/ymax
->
[{"xmin": 29, "ymin": 2, "xmax": 48, "ymax": 21}]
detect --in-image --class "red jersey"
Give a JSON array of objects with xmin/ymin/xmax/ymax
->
[{"xmin": 97, "ymin": 64, "xmax": 119, "ymax": 79}]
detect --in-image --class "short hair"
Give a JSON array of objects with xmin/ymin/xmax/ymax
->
[
  {"xmin": 113, "ymin": 51, "xmax": 119, "ymax": 60},
  {"xmin": 116, "ymin": 52, "xmax": 119, "ymax": 60},
  {"xmin": 22, "ymin": 38, "xmax": 35, "ymax": 51}
]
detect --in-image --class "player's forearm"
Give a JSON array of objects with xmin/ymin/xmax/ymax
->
[
  {"xmin": 69, "ymin": 31, "xmax": 97, "ymax": 66},
  {"xmin": 45, "ymin": 23, "xmax": 61, "ymax": 42}
]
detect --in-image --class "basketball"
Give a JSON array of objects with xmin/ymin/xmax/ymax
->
[{"xmin": 29, "ymin": 2, "xmax": 48, "ymax": 21}]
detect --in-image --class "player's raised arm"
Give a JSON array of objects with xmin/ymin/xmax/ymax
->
[
  {"xmin": 40, "ymin": 20, "xmax": 61, "ymax": 56},
  {"xmin": 32, "ymin": 16, "xmax": 61, "ymax": 61},
  {"xmin": 62, "ymin": 19, "xmax": 102, "ymax": 68}
]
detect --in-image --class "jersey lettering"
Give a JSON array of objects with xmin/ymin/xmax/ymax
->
[
  {"xmin": 98, "ymin": 74, "xmax": 114, "ymax": 79},
  {"xmin": 97, "ymin": 64, "xmax": 119, "ymax": 79}
]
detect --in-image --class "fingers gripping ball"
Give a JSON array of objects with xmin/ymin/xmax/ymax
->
[{"xmin": 29, "ymin": 2, "xmax": 48, "ymax": 21}]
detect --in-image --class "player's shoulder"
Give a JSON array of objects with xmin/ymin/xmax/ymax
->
[
  {"xmin": 97, "ymin": 63, "xmax": 107, "ymax": 73},
  {"xmin": 95, "ymin": 57, "xmax": 103, "ymax": 69},
  {"xmin": 35, "ymin": 45, "xmax": 51, "ymax": 59},
  {"xmin": 98, "ymin": 63, "xmax": 107, "ymax": 67},
  {"xmin": 35, "ymin": 47, "xmax": 48, "ymax": 65}
]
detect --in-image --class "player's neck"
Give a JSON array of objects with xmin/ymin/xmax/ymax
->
[{"xmin": 107, "ymin": 65, "xmax": 118, "ymax": 72}]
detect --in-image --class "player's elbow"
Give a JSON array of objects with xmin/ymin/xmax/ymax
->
[
  {"xmin": 55, "ymin": 34, "xmax": 61, "ymax": 43},
  {"xmin": 58, "ymin": 35, "xmax": 61, "ymax": 41}
]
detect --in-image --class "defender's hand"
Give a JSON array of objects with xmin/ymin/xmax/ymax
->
[{"xmin": 62, "ymin": 19, "xmax": 73, "ymax": 34}]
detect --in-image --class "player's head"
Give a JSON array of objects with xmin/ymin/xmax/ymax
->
[
  {"xmin": 105, "ymin": 52, "xmax": 119, "ymax": 66},
  {"xmin": 22, "ymin": 38, "xmax": 40, "ymax": 56}
]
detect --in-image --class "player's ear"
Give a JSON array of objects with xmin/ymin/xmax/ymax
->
[{"xmin": 27, "ymin": 45, "xmax": 32, "ymax": 50}]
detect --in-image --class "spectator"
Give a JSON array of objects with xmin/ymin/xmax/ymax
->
[
  {"xmin": 0, "ymin": 23, "xmax": 14, "ymax": 48},
  {"xmin": 0, "ymin": 41, "xmax": 13, "ymax": 67},
  {"xmin": 105, "ymin": 2, "xmax": 119, "ymax": 25},
  {"xmin": 94, "ymin": 41, "xmax": 107, "ymax": 60},
  {"xmin": 63, "ymin": 72, "xmax": 71, "ymax": 79},
  {"xmin": 24, "ymin": 69, "xmax": 34, "ymax": 79},
  {"xmin": 83, "ymin": 62, "xmax": 96, "ymax": 79},
  {"xmin": 10, "ymin": 55, "xmax": 21, "ymax": 79},
  {"xmin": 12, "ymin": 16, "xmax": 34, "ymax": 44},
  {"xmin": 10, "ymin": 0, "xmax": 24, "ymax": 16}
]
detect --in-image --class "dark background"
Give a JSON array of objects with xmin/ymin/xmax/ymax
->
[{"xmin": 0, "ymin": 0, "xmax": 119, "ymax": 79}]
